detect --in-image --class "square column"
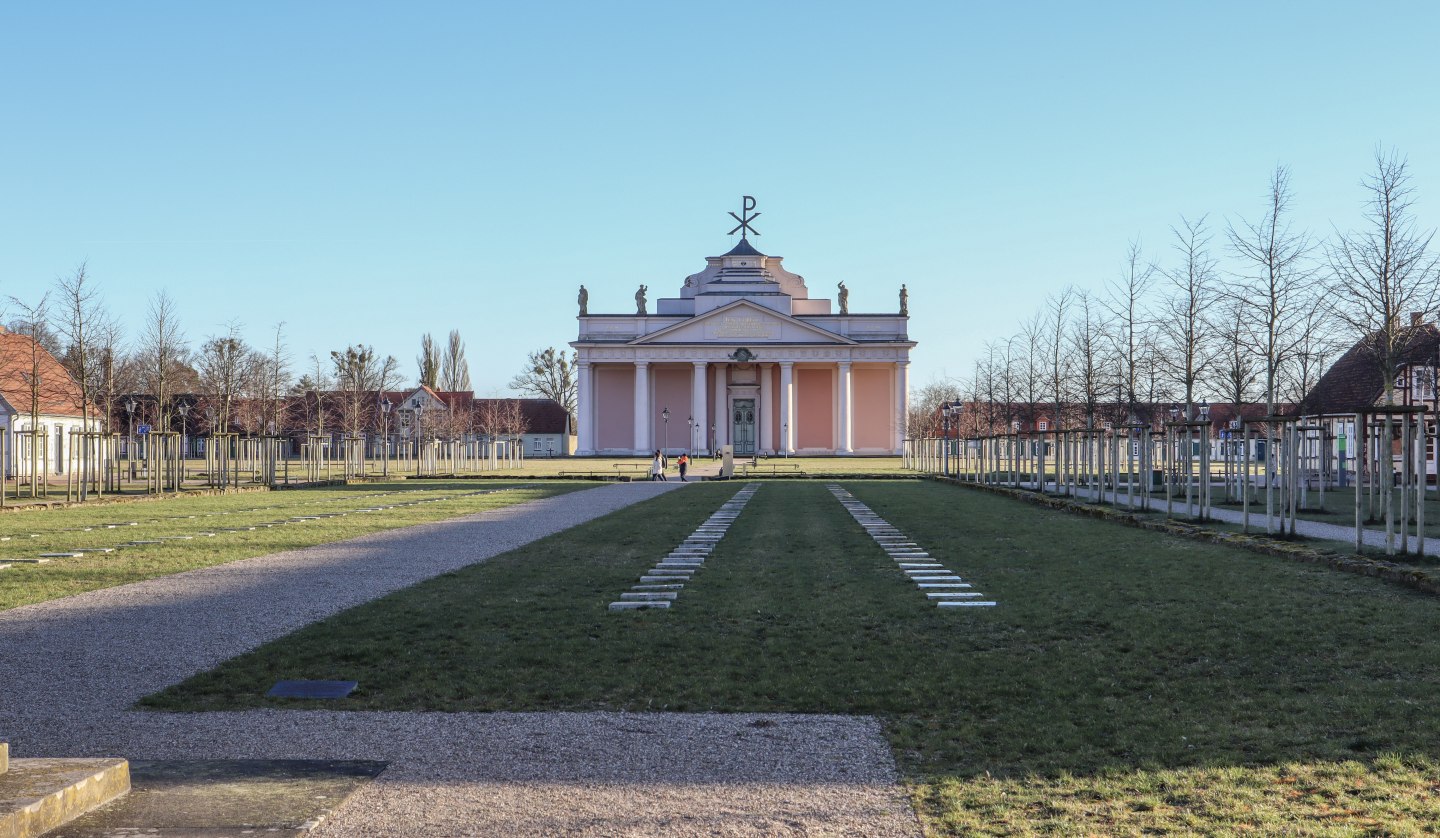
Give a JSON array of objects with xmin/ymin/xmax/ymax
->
[
  {"xmin": 894, "ymin": 361, "xmax": 909, "ymax": 454},
  {"xmin": 633, "ymin": 361, "xmax": 650, "ymax": 455},
  {"xmin": 779, "ymin": 361, "xmax": 795, "ymax": 455},
  {"xmin": 576, "ymin": 361, "xmax": 593, "ymax": 455},
  {"xmin": 691, "ymin": 361, "xmax": 709, "ymax": 455},
  {"xmin": 712, "ymin": 364, "xmax": 728, "ymax": 451},
  {"xmin": 838, "ymin": 361, "xmax": 853, "ymax": 455},
  {"xmin": 759, "ymin": 363, "xmax": 773, "ymax": 454}
]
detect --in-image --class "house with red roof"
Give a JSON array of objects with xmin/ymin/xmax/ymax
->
[{"xmin": 0, "ymin": 325, "xmax": 101, "ymax": 476}]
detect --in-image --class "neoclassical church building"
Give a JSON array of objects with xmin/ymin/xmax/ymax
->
[{"xmin": 572, "ymin": 199, "xmax": 914, "ymax": 457}]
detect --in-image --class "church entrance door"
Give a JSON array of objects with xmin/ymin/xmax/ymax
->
[{"xmin": 732, "ymin": 398, "xmax": 756, "ymax": 456}]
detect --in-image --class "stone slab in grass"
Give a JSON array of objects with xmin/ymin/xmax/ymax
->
[
  {"xmin": 925, "ymin": 588, "xmax": 974, "ymax": 595},
  {"xmin": 937, "ymin": 600, "xmax": 997, "ymax": 608},
  {"xmin": 265, "ymin": 680, "xmax": 358, "ymax": 700},
  {"xmin": 609, "ymin": 600, "xmax": 670, "ymax": 611},
  {"xmin": 8, "ymin": 558, "xmax": 52, "ymax": 564},
  {"xmin": 927, "ymin": 592, "xmax": 982, "ymax": 598},
  {"xmin": 620, "ymin": 592, "xmax": 678, "ymax": 601},
  {"xmin": 633, "ymin": 584, "xmax": 684, "ymax": 591},
  {"xmin": 917, "ymin": 582, "xmax": 968, "ymax": 588},
  {"xmin": 38, "ymin": 553, "xmax": 84, "ymax": 559}
]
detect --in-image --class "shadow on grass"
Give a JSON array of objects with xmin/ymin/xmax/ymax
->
[{"xmin": 142, "ymin": 480, "xmax": 1440, "ymax": 832}]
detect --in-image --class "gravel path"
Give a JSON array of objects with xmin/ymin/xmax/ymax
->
[{"xmin": 1, "ymin": 480, "xmax": 921, "ymax": 837}]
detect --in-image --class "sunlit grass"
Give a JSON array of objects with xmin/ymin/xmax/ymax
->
[
  {"xmin": 146, "ymin": 480, "xmax": 1440, "ymax": 833},
  {"xmin": 0, "ymin": 480, "xmax": 590, "ymax": 610}
]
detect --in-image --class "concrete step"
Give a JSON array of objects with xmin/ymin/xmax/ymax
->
[{"xmin": 0, "ymin": 755, "xmax": 130, "ymax": 838}]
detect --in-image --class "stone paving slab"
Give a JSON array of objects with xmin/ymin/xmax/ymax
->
[{"xmin": 14, "ymin": 712, "xmax": 919, "ymax": 838}]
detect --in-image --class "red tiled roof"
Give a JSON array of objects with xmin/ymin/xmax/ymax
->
[
  {"xmin": 472, "ymin": 398, "xmax": 569, "ymax": 434},
  {"xmin": 1304, "ymin": 324, "xmax": 1440, "ymax": 414},
  {"xmin": 0, "ymin": 327, "xmax": 88, "ymax": 417}
]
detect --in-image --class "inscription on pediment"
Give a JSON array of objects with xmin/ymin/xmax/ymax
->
[{"xmin": 709, "ymin": 315, "xmax": 776, "ymax": 340}]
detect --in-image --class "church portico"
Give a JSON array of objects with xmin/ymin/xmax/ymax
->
[{"xmin": 572, "ymin": 199, "xmax": 915, "ymax": 458}]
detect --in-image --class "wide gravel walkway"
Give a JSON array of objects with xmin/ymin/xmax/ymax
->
[{"xmin": 1, "ymin": 480, "xmax": 920, "ymax": 837}]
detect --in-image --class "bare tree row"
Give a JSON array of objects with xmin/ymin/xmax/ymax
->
[{"xmin": 931, "ymin": 150, "xmax": 1439, "ymax": 436}]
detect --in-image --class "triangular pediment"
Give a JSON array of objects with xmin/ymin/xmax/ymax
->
[{"xmin": 629, "ymin": 301, "xmax": 855, "ymax": 345}]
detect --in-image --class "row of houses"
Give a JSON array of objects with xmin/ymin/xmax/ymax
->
[{"xmin": 0, "ymin": 326, "xmax": 573, "ymax": 475}]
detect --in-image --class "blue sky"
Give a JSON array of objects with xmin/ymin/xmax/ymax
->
[{"xmin": 2, "ymin": 2, "xmax": 1437, "ymax": 395}]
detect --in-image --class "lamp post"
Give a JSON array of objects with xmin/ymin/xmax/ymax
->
[
  {"xmin": 414, "ymin": 402, "xmax": 425, "ymax": 476},
  {"xmin": 782, "ymin": 422, "xmax": 789, "ymax": 458},
  {"xmin": 710, "ymin": 423, "xmax": 716, "ymax": 460},
  {"xmin": 177, "ymin": 401, "xmax": 190, "ymax": 486},
  {"xmin": 662, "ymin": 407, "xmax": 670, "ymax": 456},
  {"xmin": 380, "ymin": 397, "xmax": 392, "ymax": 477},
  {"xmin": 125, "ymin": 398, "xmax": 136, "ymax": 480},
  {"xmin": 941, "ymin": 400, "xmax": 962, "ymax": 476},
  {"xmin": 687, "ymin": 415, "xmax": 694, "ymax": 456}
]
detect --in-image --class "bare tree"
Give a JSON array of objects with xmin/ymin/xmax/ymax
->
[
  {"xmin": 417, "ymin": 333, "xmax": 439, "ymax": 388},
  {"xmin": 1104, "ymin": 240, "xmax": 1154, "ymax": 417},
  {"xmin": 6, "ymin": 293, "xmax": 59, "ymax": 439},
  {"xmin": 136, "ymin": 290, "xmax": 190, "ymax": 431},
  {"xmin": 259, "ymin": 323, "xmax": 291, "ymax": 435},
  {"xmin": 1070, "ymin": 291, "xmax": 1108, "ymax": 429},
  {"xmin": 330, "ymin": 344, "xmax": 400, "ymax": 438},
  {"xmin": 439, "ymin": 329, "xmax": 471, "ymax": 391},
  {"xmin": 908, "ymin": 376, "xmax": 960, "ymax": 438},
  {"xmin": 197, "ymin": 324, "xmax": 250, "ymax": 435},
  {"xmin": 1327, "ymin": 148, "xmax": 1440, "ymax": 407},
  {"xmin": 1045, "ymin": 287, "xmax": 1074, "ymax": 431},
  {"xmin": 1158, "ymin": 215, "xmax": 1219, "ymax": 418},
  {"xmin": 53, "ymin": 262, "xmax": 110, "ymax": 439},
  {"xmin": 1227, "ymin": 165, "xmax": 1318, "ymax": 415},
  {"xmin": 297, "ymin": 354, "xmax": 333, "ymax": 436},
  {"xmin": 1209, "ymin": 297, "xmax": 1260, "ymax": 408},
  {"xmin": 509, "ymin": 347, "xmax": 577, "ymax": 425}
]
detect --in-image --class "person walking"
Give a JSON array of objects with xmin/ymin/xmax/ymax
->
[
  {"xmin": 650, "ymin": 450, "xmax": 665, "ymax": 482},
  {"xmin": 678, "ymin": 452, "xmax": 689, "ymax": 482}
]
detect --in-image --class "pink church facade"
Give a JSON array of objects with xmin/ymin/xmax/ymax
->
[{"xmin": 572, "ymin": 229, "xmax": 914, "ymax": 457}]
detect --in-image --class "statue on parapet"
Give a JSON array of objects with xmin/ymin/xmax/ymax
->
[
  {"xmin": 636, "ymin": 284, "xmax": 648, "ymax": 315},
  {"xmin": 838, "ymin": 281, "xmax": 849, "ymax": 315},
  {"xmin": 899, "ymin": 284, "xmax": 909, "ymax": 316},
  {"xmin": 577, "ymin": 285, "xmax": 588, "ymax": 316}
]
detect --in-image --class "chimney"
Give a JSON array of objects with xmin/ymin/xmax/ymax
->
[{"xmin": 1412, "ymin": 312, "xmax": 1425, "ymax": 327}]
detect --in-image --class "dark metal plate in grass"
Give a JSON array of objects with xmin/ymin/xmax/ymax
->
[{"xmin": 266, "ymin": 679, "xmax": 358, "ymax": 699}]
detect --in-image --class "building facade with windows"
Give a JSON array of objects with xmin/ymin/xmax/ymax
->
[{"xmin": 571, "ymin": 208, "xmax": 914, "ymax": 456}]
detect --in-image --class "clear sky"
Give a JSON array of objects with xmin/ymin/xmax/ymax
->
[{"xmin": 3, "ymin": 2, "xmax": 1437, "ymax": 396}]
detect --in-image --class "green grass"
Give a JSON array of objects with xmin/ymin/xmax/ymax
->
[
  {"xmin": 143, "ymin": 480, "xmax": 1440, "ymax": 835},
  {"xmin": 0, "ymin": 480, "xmax": 590, "ymax": 611}
]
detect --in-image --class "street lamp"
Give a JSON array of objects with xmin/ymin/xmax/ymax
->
[
  {"xmin": 710, "ymin": 423, "xmax": 716, "ymax": 460},
  {"xmin": 662, "ymin": 407, "xmax": 670, "ymax": 455},
  {"xmin": 124, "ymin": 398, "xmax": 136, "ymax": 480},
  {"xmin": 414, "ymin": 402, "xmax": 425, "ymax": 476},
  {"xmin": 687, "ymin": 415, "xmax": 694, "ymax": 455},
  {"xmin": 177, "ymin": 401, "xmax": 191, "ymax": 482},
  {"xmin": 782, "ymin": 422, "xmax": 789, "ymax": 458},
  {"xmin": 941, "ymin": 400, "xmax": 963, "ymax": 476},
  {"xmin": 379, "ymin": 396, "xmax": 392, "ymax": 477}
]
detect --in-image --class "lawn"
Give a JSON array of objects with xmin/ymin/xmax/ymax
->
[
  {"xmin": 144, "ymin": 480, "xmax": 1440, "ymax": 835},
  {"xmin": 0, "ymin": 481, "xmax": 590, "ymax": 611}
]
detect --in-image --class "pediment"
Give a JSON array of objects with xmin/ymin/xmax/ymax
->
[{"xmin": 629, "ymin": 301, "xmax": 855, "ymax": 345}]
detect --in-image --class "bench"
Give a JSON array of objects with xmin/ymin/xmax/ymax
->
[
  {"xmin": 612, "ymin": 463, "xmax": 650, "ymax": 473},
  {"xmin": 737, "ymin": 462, "xmax": 806, "ymax": 477}
]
